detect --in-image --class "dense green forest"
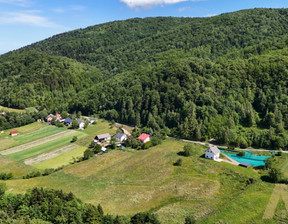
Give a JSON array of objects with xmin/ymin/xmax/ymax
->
[
  {"xmin": 1, "ymin": 8, "xmax": 288, "ymax": 149},
  {"xmin": 0, "ymin": 184, "xmax": 161, "ymax": 223}
]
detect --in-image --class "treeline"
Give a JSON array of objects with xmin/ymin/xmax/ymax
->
[
  {"xmin": 0, "ymin": 111, "xmax": 43, "ymax": 131},
  {"xmin": 0, "ymin": 185, "xmax": 161, "ymax": 224}
]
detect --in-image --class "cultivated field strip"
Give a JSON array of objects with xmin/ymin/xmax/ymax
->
[
  {"xmin": 24, "ymin": 144, "xmax": 79, "ymax": 165},
  {"xmin": 0, "ymin": 130, "xmax": 76, "ymax": 155}
]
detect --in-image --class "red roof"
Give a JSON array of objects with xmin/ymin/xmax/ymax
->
[
  {"xmin": 10, "ymin": 130, "xmax": 18, "ymax": 134},
  {"xmin": 137, "ymin": 133, "xmax": 150, "ymax": 141}
]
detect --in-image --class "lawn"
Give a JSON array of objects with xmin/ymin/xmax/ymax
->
[
  {"xmin": 4, "ymin": 138, "xmax": 279, "ymax": 223},
  {"xmin": 6, "ymin": 131, "xmax": 85, "ymax": 161}
]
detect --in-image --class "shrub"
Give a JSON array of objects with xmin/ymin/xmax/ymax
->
[
  {"xmin": 183, "ymin": 144, "xmax": 197, "ymax": 157},
  {"xmin": 142, "ymin": 141, "xmax": 152, "ymax": 149},
  {"xmin": 83, "ymin": 149, "xmax": 94, "ymax": 160},
  {"xmin": 269, "ymin": 168, "xmax": 283, "ymax": 183},
  {"xmin": 237, "ymin": 151, "xmax": 245, "ymax": 157},
  {"xmin": 0, "ymin": 172, "xmax": 13, "ymax": 180},
  {"xmin": 71, "ymin": 136, "xmax": 78, "ymax": 143},
  {"xmin": 174, "ymin": 158, "xmax": 183, "ymax": 166},
  {"xmin": 93, "ymin": 144, "xmax": 102, "ymax": 154}
]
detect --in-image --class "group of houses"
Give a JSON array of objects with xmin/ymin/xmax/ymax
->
[
  {"xmin": 45, "ymin": 114, "xmax": 96, "ymax": 130},
  {"xmin": 93, "ymin": 131, "xmax": 151, "ymax": 153}
]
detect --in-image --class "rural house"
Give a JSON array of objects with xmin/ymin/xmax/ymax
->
[
  {"xmin": 138, "ymin": 133, "xmax": 150, "ymax": 143},
  {"xmin": 115, "ymin": 133, "xmax": 127, "ymax": 142},
  {"xmin": 64, "ymin": 118, "xmax": 73, "ymax": 126},
  {"xmin": 46, "ymin": 114, "xmax": 55, "ymax": 123},
  {"xmin": 10, "ymin": 130, "xmax": 18, "ymax": 136},
  {"xmin": 78, "ymin": 120, "xmax": 85, "ymax": 130},
  {"xmin": 205, "ymin": 146, "xmax": 220, "ymax": 160},
  {"xmin": 94, "ymin": 133, "xmax": 111, "ymax": 143}
]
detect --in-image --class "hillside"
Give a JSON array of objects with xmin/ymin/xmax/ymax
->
[{"xmin": 1, "ymin": 8, "xmax": 288, "ymax": 149}]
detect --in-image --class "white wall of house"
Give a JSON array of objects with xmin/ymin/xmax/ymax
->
[
  {"xmin": 79, "ymin": 122, "xmax": 85, "ymax": 130},
  {"xmin": 143, "ymin": 136, "xmax": 150, "ymax": 143},
  {"xmin": 205, "ymin": 149, "xmax": 220, "ymax": 160}
]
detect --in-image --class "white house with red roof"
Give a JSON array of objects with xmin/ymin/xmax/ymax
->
[{"xmin": 137, "ymin": 133, "xmax": 150, "ymax": 143}]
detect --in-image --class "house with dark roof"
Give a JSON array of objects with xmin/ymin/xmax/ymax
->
[
  {"xmin": 64, "ymin": 118, "xmax": 73, "ymax": 126},
  {"xmin": 205, "ymin": 146, "xmax": 220, "ymax": 160},
  {"xmin": 137, "ymin": 133, "xmax": 150, "ymax": 143},
  {"xmin": 115, "ymin": 133, "xmax": 127, "ymax": 142}
]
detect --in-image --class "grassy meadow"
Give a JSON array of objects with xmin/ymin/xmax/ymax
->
[
  {"xmin": 0, "ymin": 106, "xmax": 26, "ymax": 113},
  {"xmin": 2, "ymin": 137, "xmax": 281, "ymax": 224}
]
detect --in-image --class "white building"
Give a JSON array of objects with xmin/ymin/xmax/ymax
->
[
  {"xmin": 115, "ymin": 133, "xmax": 127, "ymax": 142},
  {"xmin": 205, "ymin": 146, "xmax": 220, "ymax": 160}
]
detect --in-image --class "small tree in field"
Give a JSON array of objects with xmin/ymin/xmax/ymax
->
[{"xmin": 71, "ymin": 136, "xmax": 78, "ymax": 143}]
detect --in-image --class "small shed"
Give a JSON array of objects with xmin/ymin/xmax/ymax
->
[
  {"xmin": 10, "ymin": 130, "xmax": 18, "ymax": 137},
  {"xmin": 205, "ymin": 146, "xmax": 220, "ymax": 160},
  {"xmin": 239, "ymin": 162, "xmax": 251, "ymax": 168},
  {"xmin": 138, "ymin": 133, "xmax": 150, "ymax": 143}
]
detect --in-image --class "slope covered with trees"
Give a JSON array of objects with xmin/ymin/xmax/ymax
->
[{"xmin": 1, "ymin": 8, "xmax": 288, "ymax": 149}]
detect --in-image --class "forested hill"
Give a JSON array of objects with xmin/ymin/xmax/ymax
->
[{"xmin": 1, "ymin": 8, "xmax": 288, "ymax": 149}]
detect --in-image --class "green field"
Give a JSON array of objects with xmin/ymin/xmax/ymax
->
[
  {"xmin": 7, "ymin": 131, "xmax": 85, "ymax": 161},
  {"xmin": 0, "ymin": 123, "xmax": 65, "ymax": 151},
  {"xmin": 4, "ymin": 138, "xmax": 280, "ymax": 223}
]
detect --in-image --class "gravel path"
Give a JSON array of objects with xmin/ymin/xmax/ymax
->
[
  {"xmin": 0, "ymin": 130, "xmax": 76, "ymax": 155},
  {"xmin": 24, "ymin": 144, "xmax": 79, "ymax": 165}
]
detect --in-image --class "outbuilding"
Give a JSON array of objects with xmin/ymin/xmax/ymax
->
[
  {"xmin": 239, "ymin": 162, "xmax": 252, "ymax": 168},
  {"xmin": 10, "ymin": 130, "xmax": 18, "ymax": 137}
]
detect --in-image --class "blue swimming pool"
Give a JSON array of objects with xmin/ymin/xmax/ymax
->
[{"xmin": 221, "ymin": 150, "xmax": 272, "ymax": 167}]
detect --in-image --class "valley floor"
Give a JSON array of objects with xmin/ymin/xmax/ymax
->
[{"xmin": 0, "ymin": 121, "xmax": 286, "ymax": 223}]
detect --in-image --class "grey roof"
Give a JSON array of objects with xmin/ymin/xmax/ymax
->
[
  {"xmin": 210, "ymin": 146, "xmax": 220, "ymax": 155},
  {"xmin": 115, "ymin": 132, "xmax": 126, "ymax": 139},
  {"xmin": 78, "ymin": 119, "xmax": 85, "ymax": 124},
  {"xmin": 96, "ymin": 133, "xmax": 111, "ymax": 140},
  {"xmin": 64, "ymin": 118, "xmax": 73, "ymax": 123},
  {"xmin": 240, "ymin": 162, "xmax": 251, "ymax": 167}
]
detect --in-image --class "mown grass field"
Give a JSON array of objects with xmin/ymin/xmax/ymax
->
[
  {"xmin": 0, "ymin": 123, "xmax": 65, "ymax": 151},
  {"xmin": 7, "ymin": 131, "xmax": 85, "ymax": 161},
  {"xmin": 3, "ymin": 138, "xmax": 281, "ymax": 224},
  {"xmin": 33, "ymin": 146, "xmax": 87, "ymax": 170}
]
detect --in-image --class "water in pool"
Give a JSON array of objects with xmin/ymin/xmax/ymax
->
[{"xmin": 221, "ymin": 150, "xmax": 272, "ymax": 167}]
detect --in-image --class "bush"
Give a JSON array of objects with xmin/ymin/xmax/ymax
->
[
  {"xmin": 93, "ymin": 144, "xmax": 102, "ymax": 153},
  {"xmin": 142, "ymin": 141, "xmax": 152, "ymax": 149},
  {"xmin": 269, "ymin": 168, "xmax": 283, "ymax": 183},
  {"xmin": 183, "ymin": 144, "xmax": 197, "ymax": 157},
  {"xmin": 0, "ymin": 172, "xmax": 13, "ymax": 180},
  {"xmin": 71, "ymin": 136, "xmax": 78, "ymax": 143},
  {"xmin": 83, "ymin": 149, "xmax": 94, "ymax": 160},
  {"xmin": 237, "ymin": 151, "xmax": 245, "ymax": 157},
  {"xmin": 174, "ymin": 158, "xmax": 183, "ymax": 166}
]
